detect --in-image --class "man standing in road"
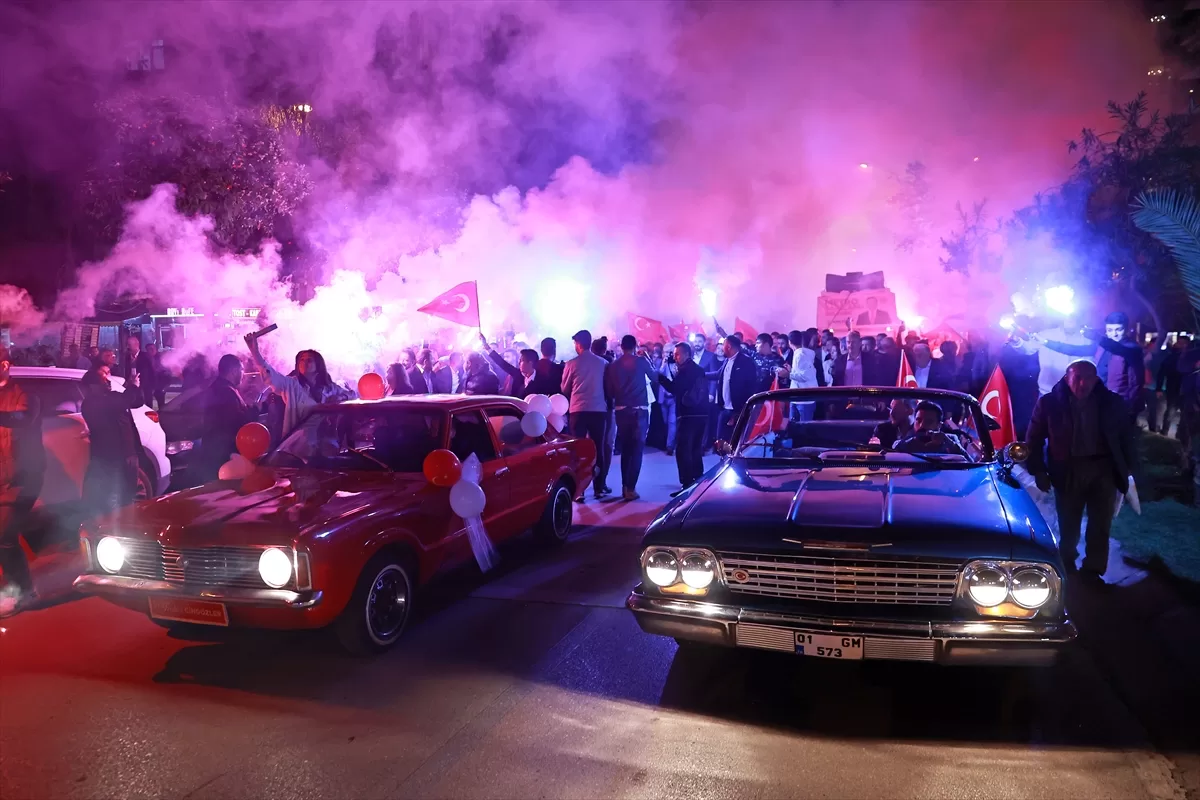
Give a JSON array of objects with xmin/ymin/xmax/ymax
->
[
  {"xmin": 1026, "ymin": 360, "xmax": 1137, "ymax": 586},
  {"xmin": 0, "ymin": 348, "xmax": 42, "ymax": 617},
  {"xmin": 658, "ymin": 342, "xmax": 708, "ymax": 493},
  {"xmin": 707, "ymin": 333, "xmax": 756, "ymax": 442},
  {"xmin": 561, "ymin": 330, "xmax": 612, "ymax": 500},
  {"xmin": 605, "ymin": 335, "xmax": 658, "ymax": 501}
]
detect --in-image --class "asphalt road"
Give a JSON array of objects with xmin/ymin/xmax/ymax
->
[{"xmin": 0, "ymin": 453, "xmax": 1190, "ymax": 800}]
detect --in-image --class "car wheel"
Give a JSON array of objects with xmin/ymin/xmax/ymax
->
[
  {"xmin": 134, "ymin": 465, "xmax": 153, "ymax": 502},
  {"xmin": 334, "ymin": 551, "xmax": 414, "ymax": 656},
  {"xmin": 533, "ymin": 481, "xmax": 574, "ymax": 545}
]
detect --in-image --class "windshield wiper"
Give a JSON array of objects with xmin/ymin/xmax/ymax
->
[{"xmin": 349, "ymin": 448, "xmax": 394, "ymax": 472}]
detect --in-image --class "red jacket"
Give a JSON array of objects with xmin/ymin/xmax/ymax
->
[{"xmin": 0, "ymin": 380, "xmax": 32, "ymax": 486}]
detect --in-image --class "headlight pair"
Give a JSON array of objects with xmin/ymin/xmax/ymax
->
[
  {"xmin": 94, "ymin": 536, "xmax": 298, "ymax": 590},
  {"xmin": 962, "ymin": 561, "xmax": 1056, "ymax": 610},
  {"xmin": 642, "ymin": 547, "xmax": 718, "ymax": 594}
]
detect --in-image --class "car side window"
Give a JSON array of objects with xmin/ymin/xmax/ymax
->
[
  {"xmin": 21, "ymin": 379, "xmax": 83, "ymax": 415},
  {"xmin": 450, "ymin": 411, "xmax": 500, "ymax": 463},
  {"xmin": 484, "ymin": 407, "xmax": 544, "ymax": 457}
]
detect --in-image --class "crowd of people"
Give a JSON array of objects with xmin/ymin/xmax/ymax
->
[{"xmin": 2, "ymin": 307, "xmax": 1198, "ymax": 615}]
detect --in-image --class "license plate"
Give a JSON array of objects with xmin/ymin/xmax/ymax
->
[
  {"xmin": 148, "ymin": 597, "xmax": 229, "ymax": 627},
  {"xmin": 796, "ymin": 631, "xmax": 863, "ymax": 660}
]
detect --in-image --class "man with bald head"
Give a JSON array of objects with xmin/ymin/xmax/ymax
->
[{"xmin": 1026, "ymin": 360, "xmax": 1137, "ymax": 586}]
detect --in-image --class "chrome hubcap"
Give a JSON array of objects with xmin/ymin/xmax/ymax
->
[
  {"xmin": 552, "ymin": 488, "xmax": 572, "ymax": 537},
  {"xmin": 365, "ymin": 565, "xmax": 408, "ymax": 643}
]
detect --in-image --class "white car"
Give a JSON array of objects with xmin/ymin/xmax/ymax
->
[{"xmin": 10, "ymin": 367, "xmax": 171, "ymax": 504}]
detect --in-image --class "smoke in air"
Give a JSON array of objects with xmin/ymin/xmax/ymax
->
[{"xmin": 0, "ymin": 0, "xmax": 1160, "ymax": 377}]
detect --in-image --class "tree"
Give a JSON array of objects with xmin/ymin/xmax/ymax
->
[
  {"xmin": 889, "ymin": 161, "xmax": 932, "ymax": 255},
  {"xmin": 1131, "ymin": 189, "xmax": 1200, "ymax": 329},
  {"xmin": 79, "ymin": 92, "xmax": 312, "ymax": 257},
  {"xmin": 939, "ymin": 200, "xmax": 1000, "ymax": 275},
  {"xmin": 1009, "ymin": 93, "xmax": 1200, "ymax": 329}
]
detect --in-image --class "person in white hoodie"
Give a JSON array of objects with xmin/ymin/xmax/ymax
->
[
  {"xmin": 1016, "ymin": 315, "xmax": 1094, "ymax": 397},
  {"xmin": 788, "ymin": 330, "xmax": 821, "ymax": 421}
]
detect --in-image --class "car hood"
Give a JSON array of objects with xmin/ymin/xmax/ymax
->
[
  {"xmin": 658, "ymin": 460, "xmax": 1022, "ymax": 561},
  {"xmin": 101, "ymin": 469, "xmax": 430, "ymax": 547}
]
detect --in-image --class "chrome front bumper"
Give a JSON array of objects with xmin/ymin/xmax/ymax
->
[
  {"xmin": 627, "ymin": 589, "xmax": 1076, "ymax": 666},
  {"xmin": 73, "ymin": 574, "xmax": 323, "ymax": 609}
]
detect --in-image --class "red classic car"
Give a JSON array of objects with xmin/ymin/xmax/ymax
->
[{"xmin": 73, "ymin": 395, "xmax": 597, "ymax": 654}]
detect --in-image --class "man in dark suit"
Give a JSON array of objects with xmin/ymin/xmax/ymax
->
[
  {"xmin": 123, "ymin": 334, "xmax": 156, "ymax": 407},
  {"xmin": 410, "ymin": 349, "xmax": 438, "ymax": 394},
  {"xmin": 1026, "ymin": 361, "xmax": 1136, "ymax": 585},
  {"xmin": 691, "ymin": 333, "xmax": 719, "ymax": 449},
  {"xmin": 856, "ymin": 296, "xmax": 891, "ymax": 326},
  {"xmin": 706, "ymin": 333, "xmax": 757, "ymax": 441},
  {"xmin": 483, "ymin": 336, "xmax": 537, "ymax": 398},
  {"xmin": 526, "ymin": 337, "xmax": 565, "ymax": 397},
  {"xmin": 196, "ymin": 354, "xmax": 256, "ymax": 482},
  {"xmin": 432, "ymin": 352, "xmax": 464, "ymax": 394}
]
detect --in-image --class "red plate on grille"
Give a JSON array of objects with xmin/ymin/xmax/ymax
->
[{"xmin": 148, "ymin": 597, "xmax": 229, "ymax": 626}]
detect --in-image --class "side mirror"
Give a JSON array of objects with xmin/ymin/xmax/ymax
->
[
  {"xmin": 1003, "ymin": 442, "xmax": 1029, "ymax": 464},
  {"xmin": 715, "ymin": 440, "xmax": 733, "ymax": 457}
]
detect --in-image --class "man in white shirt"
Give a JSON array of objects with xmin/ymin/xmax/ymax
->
[
  {"xmin": 560, "ymin": 330, "xmax": 612, "ymax": 499},
  {"xmin": 911, "ymin": 343, "xmax": 933, "ymax": 388}
]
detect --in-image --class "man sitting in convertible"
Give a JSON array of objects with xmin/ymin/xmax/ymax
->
[{"xmin": 892, "ymin": 400, "xmax": 970, "ymax": 458}]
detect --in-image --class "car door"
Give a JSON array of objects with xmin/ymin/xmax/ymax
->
[
  {"xmin": 19, "ymin": 378, "xmax": 88, "ymax": 507},
  {"xmin": 448, "ymin": 410, "xmax": 515, "ymax": 540},
  {"xmin": 482, "ymin": 405, "xmax": 562, "ymax": 530}
]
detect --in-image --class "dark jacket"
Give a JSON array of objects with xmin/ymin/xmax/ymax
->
[
  {"xmin": 409, "ymin": 367, "xmax": 437, "ymax": 394},
  {"xmin": 1026, "ymin": 379, "xmax": 1135, "ymax": 493},
  {"xmin": 486, "ymin": 351, "xmax": 530, "ymax": 398},
  {"xmin": 526, "ymin": 359, "xmax": 564, "ymax": 398},
  {"xmin": 463, "ymin": 369, "xmax": 501, "ymax": 396},
  {"xmin": 433, "ymin": 366, "xmax": 462, "ymax": 394},
  {"xmin": 124, "ymin": 350, "xmax": 157, "ymax": 400},
  {"xmin": 1043, "ymin": 335, "xmax": 1144, "ymax": 410},
  {"xmin": 604, "ymin": 353, "xmax": 658, "ymax": 408},
  {"xmin": 197, "ymin": 377, "xmax": 256, "ymax": 481},
  {"xmin": 707, "ymin": 351, "xmax": 757, "ymax": 413},
  {"xmin": 659, "ymin": 358, "xmax": 708, "ymax": 417},
  {"xmin": 695, "ymin": 349, "xmax": 719, "ymax": 399},
  {"xmin": 82, "ymin": 383, "xmax": 144, "ymax": 464}
]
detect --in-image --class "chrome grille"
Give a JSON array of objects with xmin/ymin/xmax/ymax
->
[
  {"xmin": 718, "ymin": 551, "xmax": 961, "ymax": 606},
  {"xmin": 111, "ymin": 539, "xmax": 272, "ymax": 589}
]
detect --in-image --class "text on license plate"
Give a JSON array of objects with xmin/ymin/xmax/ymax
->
[
  {"xmin": 796, "ymin": 631, "xmax": 863, "ymax": 660},
  {"xmin": 148, "ymin": 597, "xmax": 229, "ymax": 627}
]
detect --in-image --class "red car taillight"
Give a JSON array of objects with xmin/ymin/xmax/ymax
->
[{"xmin": 145, "ymin": 411, "xmax": 160, "ymax": 424}]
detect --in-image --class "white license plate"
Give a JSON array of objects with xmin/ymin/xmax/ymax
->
[
  {"xmin": 795, "ymin": 631, "xmax": 863, "ymax": 660},
  {"xmin": 148, "ymin": 597, "xmax": 230, "ymax": 627}
]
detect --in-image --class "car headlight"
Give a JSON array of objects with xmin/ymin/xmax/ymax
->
[
  {"xmin": 680, "ymin": 552, "xmax": 715, "ymax": 589},
  {"xmin": 96, "ymin": 536, "xmax": 125, "ymax": 573},
  {"xmin": 965, "ymin": 564, "xmax": 1008, "ymax": 607},
  {"xmin": 645, "ymin": 550, "xmax": 679, "ymax": 587},
  {"xmin": 258, "ymin": 547, "xmax": 293, "ymax": 589},
  {"xmin": 166, "ymin": 440, "xmax": 195, "ymax": 455},
  {"xmin": 1011, "ymin": 567, "xmax": 1052, "ymax": 608}
]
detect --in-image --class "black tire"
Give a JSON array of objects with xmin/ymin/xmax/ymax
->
[
  {"xmin": 134, "ymin": 465, "xmax": 154, "ymax": 502},
  {"xmin": 334, "ymin": 551, "xmax": 414, "ymax": 656},
  {"xmin": 533, "ymin": 480, "xmax": 574, "ymax": 545}
]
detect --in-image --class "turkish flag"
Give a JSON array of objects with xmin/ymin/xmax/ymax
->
[
  {"xmin": 418, "ymin": 281, "xmax": 480, "ymax": 328},
  {"xmin": 979, "ymin": 365, "xmax": 1016, "ymax": 448},
  {"xmin": 747, "ymin": 378, "xmax": 788, "ymax": 442},
  {"xmin": 628, "ymin": 314, "xmax": 667, "ymax": 343},
  {"xmin": 896, "ymin": 351, "xmax": 917, "ymax": 388},
  {"xmin": 734, "ymin": 317, "xmax": 759, "ymax": 342},
  {"xmin": 668, "ymin": 321, "xmax": 706, "ymax": 342}
]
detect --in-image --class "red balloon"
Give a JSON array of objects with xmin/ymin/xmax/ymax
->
[
  {"xmin": 358, "ymin": 372, "xmax": 386, "ymax": 401},
  {"xmin": 423, "ymin": 449, "xmax": 462, "ymax": 487},
  {"xmin": 236, "ymin": 422, "xmax": 272, "ymax": 461}
]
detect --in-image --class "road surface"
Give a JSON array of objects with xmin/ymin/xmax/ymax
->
[{"xmin": 0, "ymin": 453, "xmax": 1190, "ymax": 800}]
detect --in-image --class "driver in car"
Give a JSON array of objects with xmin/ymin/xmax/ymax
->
[{"xmin": 892, "ymin": 400, "xmax": 969, "ymax": 457}]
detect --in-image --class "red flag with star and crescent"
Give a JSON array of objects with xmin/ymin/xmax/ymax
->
[
  {"xmin": 418, "ymin": 281, "xmax": 480, "ymax": 328},
  {"xmin": 668, "ymin": 321, "xmax": 706, "ymax": 342},
  {"xmin": 979, "ymin": 365, "xmax": 1016, "ymax": 448},
  {"xmin": 628, "ymin": 314, "xmax": 668, "ymax": 343},
  {"xmin": 896, "ymin": 351, "xmax": 917, "ymax": 388},
  {"xmin": 747, "ymin": 378, "xmax": 789, "ymax": 442}
]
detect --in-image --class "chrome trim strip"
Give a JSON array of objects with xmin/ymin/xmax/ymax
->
[{"xmin": 73, "ymin": 574, "xmax": 323, "ymax": 609}]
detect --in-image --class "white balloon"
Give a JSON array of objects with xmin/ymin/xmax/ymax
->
[
  {"xmin": 547, "ymin": 412, "xmax": 565, "ymax": 433},
  {"xmin": 526, "ymin": 394, "xmax": 553, "ymax": 417},
  {"xmin": 449, "ymin": 480, "xmax": 486, "ymax": 518},
  {"xmin": 218, "ymin": 454, "xmax": 253, "ymax": 480},
  {"xmin": 460, "ymin": 452, "xmax": 483, "ymax": 485},
  {"xmin": 521, "ymin": 410, "xmax": 548, "ymax": 438},
  {"xmin": 549, "ymin": 394, "xmax": 569, "ymax": 416}
]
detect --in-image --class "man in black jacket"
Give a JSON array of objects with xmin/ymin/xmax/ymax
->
[
  {"xmin": 659, "ymin": 342, "xmax": 708, "ymax": 491},
  {"xmin": 1026, "ymin": 360, "xmax": 1137, "ymax": 584},
  {"xmin": 124, "ymin": 334, "xmax": 156, "ymax": 408},
  {"xmin": 707, "ymin": 333, "xmax": 757, "ymax": 442},
  {"xmin": 484, "ymin": 338, "xmax": 537, "ymax": 399},
  {"xmin": 525, "ymin": 337, "xmax": 565, "ymax": 397},
  {"xmin": 605, "ymin": 335, "xmax": 658, "ymax": 500},
  {"xmin": 196, "ymin": 355, "xmax": 256, "ymax": 482}
]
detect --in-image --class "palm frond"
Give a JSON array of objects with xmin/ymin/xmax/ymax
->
[{"xmin": 1130, "ymin": 189, "xmax": 1200, "ymax": 318}]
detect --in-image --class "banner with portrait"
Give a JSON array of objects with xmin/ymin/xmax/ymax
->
[{"xmin": 815, "ymin": 288, "xmax": 898, "ymax": 336}]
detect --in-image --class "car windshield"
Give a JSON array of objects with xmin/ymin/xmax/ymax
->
[
  {"xmin": 733, "ymin": 388, "xmax": 994, "ymax": 465},
  {"xmin": 262, "ymin": 406, "xmax": 445, "ymax": 472}
]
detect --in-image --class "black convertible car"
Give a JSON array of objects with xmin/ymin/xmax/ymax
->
[{"xmin": 627, "ymin": 387, "xmax": 1076, "ymax": 666}]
